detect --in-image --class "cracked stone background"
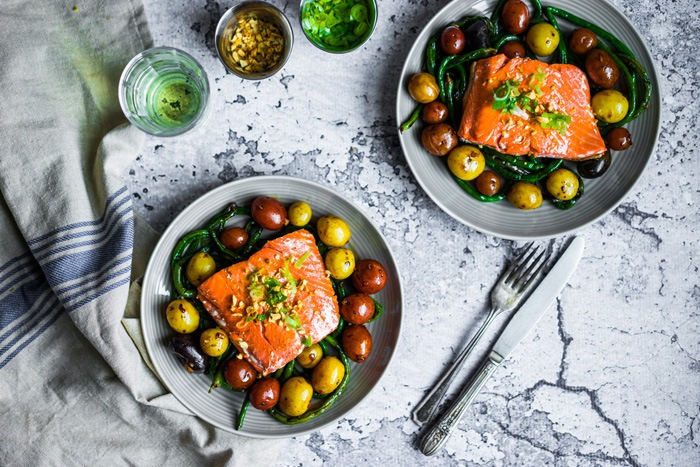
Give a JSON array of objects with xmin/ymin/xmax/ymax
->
[{"xmin": 130, "ymin": 0, "xmax": 699, "ymax": 465}]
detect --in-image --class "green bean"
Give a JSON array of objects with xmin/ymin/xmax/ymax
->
[
  {"xmin": 330, "ymin": 317, "xmax": 346, "ymax": 339},
  {"xmin": 267, "ymin": 336, "xmax": 351, "ymax": 425},
  {"xmin": 368, "ymin": 299, "xmax": 385, "ymax": 323},
  {"xmin": 456, "ymin": 62, "xmax": 468, "ymax": 98},
  {"xmin": 547, "ymin": 6, "xmax": 636, "ymax": 58},
  {"xmin": 172, "ymin": 257, "xmax": 196, "ymax": 298},
  {"xmin": 236, "ymin": 394, "xmax": 250, "ymax": 431},
  {"xmin": 490, "ymin": 0, "xmax": 509, "ymax": 36},
  {"xmin": 444, "ymin": 74, "xmax": 456, "ymax": 127},
  {"xmin": 530, "ymin": 0, "xmax": 544, "ymax": 22},
  {"xmin": 171, "ymin": 229, "xmax": 210, "ymax": 269},
  {"xmin": 493, "ymin": 34, "xmax": 520, "ymax": 51},
  {"xmin": 445, "ymin": 47, "xmax": 497, "ymax": 71},
  {"xmin": 618, "ymin": 54, "xmax": 652, "ymax": 123},
  {"xmin": 486, "ymin": 154, "xmax": 563, "ymax": 183},
  {"xmin": 400, "ymin": 104, "xmax": 423, "ymax": 132},
  {"xmin": 455, "ymin": 15, "xmax": 490, "ymax": 28},
  {"xmin": 240, "ymin": 226, "xmax": 263, "ymax": 257},
  {"xmin": 543, "ymin": 7, "xmax": 568, "ymax": 64},
  {"xmin": 452, "ymin": 175, "xmax": 507, "ymax": 202},
  {"xmin": 426, "ymin": 36, "xmax": 438, "ymax": 75},
  {"xmin": 483, "ymin": 148, "xmax": 546, "ymax": 170},
  {"xmin": 281, "ymin": 360, "xmax": 296, "ymax": 382}
]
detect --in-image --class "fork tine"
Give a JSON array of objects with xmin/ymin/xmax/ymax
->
[
  {"xmin": 504, "ymin": 243, "xmax": 538, "ymax": 284},
  {"xmin": 513, "ymin": 248, "xmax": 547, "ymax": 292},
  {"xmin": 498, "ymin": 242, "xmax": 532, "ymax": 283}
]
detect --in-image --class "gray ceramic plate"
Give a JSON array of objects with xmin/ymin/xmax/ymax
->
[
  {"xmin": 396, "ymin": 0, "xmax": 661, "ymax": 240},
  {"xmin": 141, "ymin": 176, "xmax": 403, "ymax": 438}
]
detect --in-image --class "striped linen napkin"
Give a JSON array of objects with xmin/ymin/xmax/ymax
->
[{"xmin": 0, "ymin": 0, "xmax": 284, "ymax": 464}]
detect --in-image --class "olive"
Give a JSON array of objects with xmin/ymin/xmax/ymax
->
[
  {"xmin": 592, "ymin": 90, "xmax": 628, "ymax": 123},
  {"xmin": 186, "ymin": 251, "xmax": 216, "ymax": 287},
  {"xmin": 311, "ymin": 356, "xmax": 345, "ymax": 395},
  {"xmin": 340, "ymin": 293, "xmax": 375, "ymax": 325},
  {"xmin": 251, "ymin": 196, "xmax": 287, "ymax": 230},
  {"xmin": 607, "ymin": 127, "xmax": 633, "ymax": 151},
  {"xmin": 577, "ymin": 152, "xmax": 611, "ymax": 179},
  {"xmin": 421, "ymin": 123, "xmax": 458, "ymax": 156},
  {"xmin": 278, "ymin": 376, "xmax": 313, "ymax": 416},
  {"xmin": 199, "ymin": 328, "xmax": 229, "ymax": 357},
  {"xmin": 168, "ymin": 335, "xmax": 210, "ymax": 373},
  {"xmin": 475, "ymin": 170, "xmax": 501, "ymax": 196},
  {"xmin": 585, "ymin": 49, "xmax": 620, "ymax": 89},
  {"xmin": 166, "ymin": 299, "xmax": 200, "ymax": 334},
  {"xmin": 499, "ymin": 40, "xmax": 526, "ymax": 59},
  {"xmin": 324, "ymin": 247, "xmax": 355, "ymax": 280},
  {"xmin": 440, "ymin": 25, "xmax": 466, "ymax": 55},
  {"xmin": 223, "ymin": 358, "xmax": 259, "ymax": 390},
  {"xmin": 288, "ymin": 201, "xmax": 312, "ymax": 227},
  {"xmin": 351, "ymin": 259, "xmax": 387, "ymax": 294},
  {"xmin": 569, "ymin": 28, "xmax": 597, "ymax": 55},
  {"xmin": 525, "ymin": 23, "xmax": 560, "ymax": 56},
  {"xmin": 546, "ymin": 168, "xmax": 580, "ymax": 201},
  {"xmin": 297, "ymin": 343, "xmax": 323, "ymax": 369},
  {"xmin": 501, "ymin": 0, "xmax": 530, "ymax": 35},
  {"xmin": 317, "ymin": 216, "xmax": 351, "ymax": 247},
  {"xmin": 220, "ymin": 226, "xmax": 248, "ymax": 250},
  {"xmin": 447, "ymin": 146, "xmax": 485, "ymax": 181},
  {"xmin": 464, "ymin": 19, "xmax": 491, "ymax": 52},
  {"xmin": 408, "ymin": 72, "xmax": 439, "ymax": 104},
  {"xmin": 421, "ymin": 101, "xmax": 449, "ymax": 124},
  {"xmin": 249, "ymin": 377, "xmax": 280, "ymax": 410},
  {"xmin": 341, "ymin": 324, "xmax": 373, "ymax": 363},
  {"xmin": 507, "ymin": 181, "xmax": 543, "ymax": 210}
]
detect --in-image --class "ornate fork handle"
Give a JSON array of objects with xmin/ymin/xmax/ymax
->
[
  {"xmin": 419, "ymin": 351, "xmax": 503, "ymax": 456},
  {"xmin": 411, "ymin": 306, "xmax": 501, "ymax": 426}
]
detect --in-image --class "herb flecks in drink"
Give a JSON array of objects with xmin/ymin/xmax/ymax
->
[{"xmin": 154, "ymin": 80, "xmax": 200, "ymax": 126}]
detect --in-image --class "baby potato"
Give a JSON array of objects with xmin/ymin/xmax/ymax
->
[
  {"xmin": 278, "ymin": 376, "xmax": 313, "ymax": 416},
  {"xmin": 165, "ymin": 299, "xmax": 200, "ymax": 334},
  {"xmin": 199, "ymin": 328, "xmax": 229, "ymax": 357},
  {"xmin": 408, "ymin": 72, "xmax": 439, "ymax": 103},
  {"xmin": 507, "ymin": 181, "xmax": 543, "ymax": 210},
  {"xmin": 251, "ymin": 196, "xmax": 288, "ymax": 230},
  {"xmin": 325, "ymin": 248, "xmax": 356, "ymax": 280},
  {"xmin": 592, "ymin": 90, "xmax": 628, "ymax": 123},
  {"xmin": 297, "ymin": 343, "xmax": 323, "ymax": 369},
  {"xmin": 317, "ymin": 216, "xmax": 351, "ymax": 247},
  {"xmin": 249, "ymin": 377, "xmax": 280, "ymax": 410},
  {"xmin": 220, "ymin": 227, "xmax": 248, "ymax": 250},
  {"xmin": 526, "ymin": 23, "xmax": 560, "ymax": 56},
  {"xmin": 447, "ymin": 146, "xmax": 485, "ymax": 181},
  {"xmin": 186, "ymin": 251, "xmax": 216, "ymax": 286},
  {"xmin": 351, "ymin": 259, "xmax": 387, "ymax": 294},
  {"xmin": 546, "ymin": 168, "xmax": 580, "ymax": 201},
  {"xmin": 311, "ymin": 356, "xmax": 345, "ymax": 395},
  {"xmin": 288, "ymin": 201, "xmax": 312, "ymax": 227},
  {"xmin": 341, "ymin": 324, "xmax": 373, "ymax": 363},
  {"xmin": 340, "ymin": 293, "xmax": 375, "ymax": 325}
]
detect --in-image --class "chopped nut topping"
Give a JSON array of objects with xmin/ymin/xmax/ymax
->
[{"xmin": 227, "ymin": 15, "xmax": 284, "ymax": 74}]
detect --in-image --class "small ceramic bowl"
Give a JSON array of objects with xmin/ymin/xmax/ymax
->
[
  {"xmin": 215, "ymin": 1, "xmax": 293, "ymax": 79},
  {"xmin": 299, "ymin": 0, "xmax": 377, "ymax": 53}
]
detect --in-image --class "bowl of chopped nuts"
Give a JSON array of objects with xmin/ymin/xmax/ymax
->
[{"xmin": 215, "ymin": 1, "xmax": 293, "ymax": 79}]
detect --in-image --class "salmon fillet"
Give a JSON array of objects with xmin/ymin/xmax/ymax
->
[
  {"xmin": 458, "ymin": 55, "xmax": 606, "ymax": 160},
  {"xmin": 197, "ymin": 229, "xmax": 340, "ymax": 375}
]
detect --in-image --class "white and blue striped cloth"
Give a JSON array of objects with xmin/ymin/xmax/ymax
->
[{"xmin": 0, "ymin": 0, "xmax": 285, "ymax": 464}]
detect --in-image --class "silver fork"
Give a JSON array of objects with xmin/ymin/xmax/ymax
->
[{"xmin": 411, "ymin": 243, "xmax": 548, "ymax": 427}]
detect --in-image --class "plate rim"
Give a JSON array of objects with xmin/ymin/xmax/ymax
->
[
  {"xmin": 140, "ymin": 174, "xmax": 404, "ymax": 438},
  {"xmin": 395, "ymin": 0, "xmax": 662, "ymax": 241}
]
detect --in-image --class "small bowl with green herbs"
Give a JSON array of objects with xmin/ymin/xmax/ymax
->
[{"xmin": 299, "ymin": 0, "xmax": 377, "ymax": 53}]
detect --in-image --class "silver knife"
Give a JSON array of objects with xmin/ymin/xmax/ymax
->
[{"xmin": 420, "ymin": 236, "xmax": 585, "ymax": 456}]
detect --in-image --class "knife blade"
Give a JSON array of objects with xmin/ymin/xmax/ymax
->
[
  {"xmin": 492, "ymin": 235, "xmax": 585, "ymax": 360},
  {"xmin": 420, "ymin": 236, "xmax": 585, "ymax": 456}
]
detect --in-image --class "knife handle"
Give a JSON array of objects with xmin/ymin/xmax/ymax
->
[{"xmin": 419, "ymin": 352, "xmax": 502, "ymax": 456}]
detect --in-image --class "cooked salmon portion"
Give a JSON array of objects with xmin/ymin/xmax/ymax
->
[
  {"xmin": 458, "ymin": 54, "xmax": 607, "ymax": 160},
  {"xmin": 197, "ymin": 229, "xmax": 340, "ymax": 375}
]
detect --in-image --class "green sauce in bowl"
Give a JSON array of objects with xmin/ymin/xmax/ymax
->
[{"xmin": 300, "ymin": 0, "xmax": 377, "ymax": 53}]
